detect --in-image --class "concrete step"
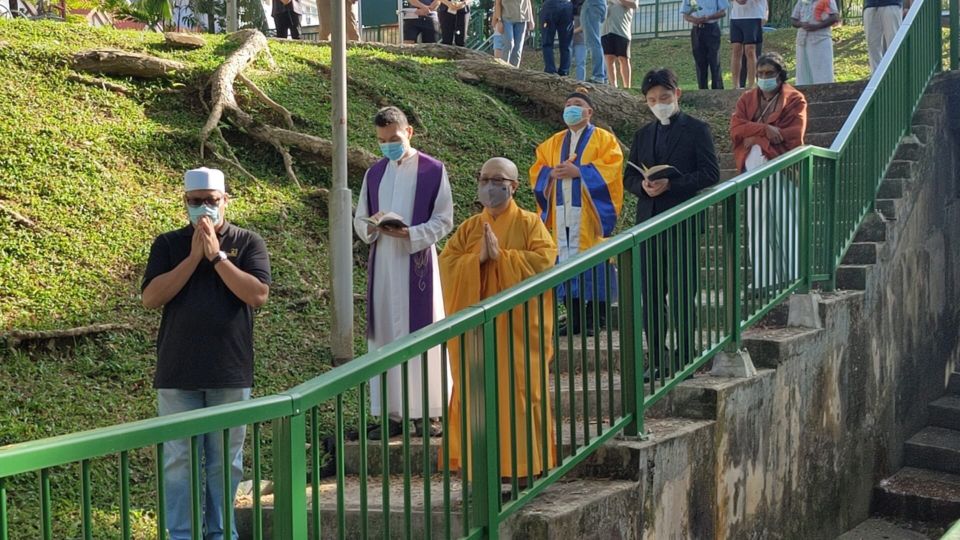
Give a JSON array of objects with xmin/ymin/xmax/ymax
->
[
  {"xmin": 878, "ymin": 178, "xmax": 907, "ymax": 199},
  {"xmin": 807, "ymin": 98, "xmax": 858, "ymax": 119},
  {"xmin": 930, "ymin": 395, "xmax": 960, "ymax": 432},
  {"xmin": 876, "ymin": 198, "xmax": 903, "ymax": 221},
  {"xmin": 807, "ymin": 115, "xmax": 847, "ymax": 133},
  {"xmin": 894, "ymin": 137, "xmax": 925, "ymax": 162},
  {"xmin": 949, "ymin": 372, "xmax": 960, "ymax": 394},
  {"xmin": 837, "ymin": 516, "xmax": 935, "ymax": 540},
  {"xmin": 721, "ymin": 168, "xmax": 738, "ymax": 181},
  {"xmin": 836, "ymin": 264, "xmax": 872, "ymax": 291},
  {"xmin": 912, "ymin": 124, "xmax": 935, "ymax": 145},
  {"xmin": 886, "ymin": 160, "xmax": 916, "ymax": 180},
  {"xmin": 912, "ymin": 107, "xmax": 942, "ymax": 128},
  {"xmin": 904, "ymin": 426, "xmax": 960, "ymax": 475},
  {"xmin": 873, "ymin": 467, "xmax": 960, "ymax": 524},
  {"xmin": 554, "ymin": 325, "xmax": 727, "ymax": 369},
  {"xmin": 841, "ymin": 242, "xmax": 879, "ymax": 265},
  {"xmin": 853, "ymin": 213, "xmax": 888, "ymax": 243},
  {"xmin": 805, "ymin": 131, "xmax": 838, "ymax": 147}
]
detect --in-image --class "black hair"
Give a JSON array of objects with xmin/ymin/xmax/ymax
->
[
  {"xmin": 641, "ymin": 68, "xmax": 679, "ymax": 95},
  {"xmin": 566, "ymin": 86, "xmax": 594, "ymax": 109},
  {"xmin": 757, "ymin": 52, "xmax": 789, "ymax": 83},
  {"xmin": 373, "ymin": 106, "xmax": 409, "ymax": 128}
]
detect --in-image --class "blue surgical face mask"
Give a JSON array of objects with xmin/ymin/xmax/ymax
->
[
  {"xmin": 757, "ymin": 77, "xmax": 780, "ymax": 92},
  {"xmin": 188, "ymin": 204, "xmax": 220, "ymax": 226},
  {"xmin": 563, "ymin": 105, "xmax": 585, "ymax": 127},
  {"xmin": 380, "ymin": 141, "xmax": 407, "ymax": 161}
]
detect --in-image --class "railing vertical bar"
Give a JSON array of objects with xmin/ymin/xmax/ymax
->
[
  {"xmin": 190, "ymin": 436, "xmax": 201, "ymax": 540},
  {"xmin": 358, "ymin": 384, "xmax": 369, "ymax": 540},
  {"xmin": 221, "ymin": 430, "xmax": 231, "ymax": 540},
  {"xmin": 553, "ymin": 290, "xmax": 564, "ymax": 463},
  {"xmin": 81, "ymin": 459, "xmax": 92, "ymax": 540},
  {"xmin": 578, "ymin": 272, "xmax": 590, "ymax": 442},
  {"xmin": 401, "ymin": 362, "xmax": 412, "ymax": 539},
  {"xmin": 538, "ymin": 293, "xmax": 550, "ymax": 477},
  {"xmin": 0, "ymin": 477, "xmax": 7, "ymax": 540},
  {"xmin": 253, "ymin": 423, "xmax": 263, "ymax": 540},
  {"xmin": 439, "ymin": 345, "xmax": 450, "ymax": 540},
  {"xmin": 507, "ymin": 307, "xmax": 519, "ymax": 499},
  {"xmin": 592, "ymin": 266, "xmax": 602, "ymax": 435},
  {"xmin": 420, "ymin": 351, "xmax": 432, "ymax": 540},
  {"xmin": 310, "ymin": 407, "xmax": 321, "ymax": 540},
  {"xmin": 380, "ymin": 372, "xmax": 391, "ymax": 540},
  {"xmin": 40, "ymin": 468, "xmax": 52, "ymax": 540},
  {"xmin": 458, "ymin": 335, "xmax": 469, "ymax": 537},
  {"xmin": 522, "ymin": 302, "xmax": 536, "ymax": 489},
  {"xmin": 727, "ymin": 190, "xmax": 743, "ymax": 348},
  {"xmin": 336, "ymin": 396, "xmax": 347, "ymax": 540},
  {"xmin": 605, "ymin": 263, "xmax": 615, "ymax": 425},
  {"xmin": 566, "ymin": 283, "xmax": 576, "ymax": 453},
  {"xmin": 156, "ymin": 444, "xmax": 166, "ymax": 540}
]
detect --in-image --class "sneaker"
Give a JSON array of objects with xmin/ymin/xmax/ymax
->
[
  {"xmin": 367, "ymin": 418, "xmax": 404, "ymax": 441},
  {"xmin": 413, "ymin": 417, "xmax": 443, "ymax": 438}
]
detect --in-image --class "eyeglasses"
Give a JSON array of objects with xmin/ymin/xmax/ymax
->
[
  {"xmin": 478, "ymin": 176, "xmax": 517, "ymax": 185},
  {"xmin": 185, "ymin": 196, "xmax": 223, "ymax": 207}
]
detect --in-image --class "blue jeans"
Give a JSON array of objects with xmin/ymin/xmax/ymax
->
[
  {"xmin": 540, "ymin": 0, "xmax": 573, "ymax": 75},
  {"xmin": 500, "ymin": 20, "xmax": 528, "ymax": 67},
  {"xmin": 571, "ymin": 41, "xmax": 587, "ymax": 80},
  {"xmin": 580, "ymin": 0, "xmax": 607, "ymax": 83},
  {"xmin": 158, "ymin": 388, "xmax": 251, "ymax": 540}
]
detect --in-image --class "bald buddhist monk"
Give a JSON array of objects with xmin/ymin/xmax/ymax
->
[{"xmin": 440, "ymin": 157, "xmax": 558, "ymax": 483}]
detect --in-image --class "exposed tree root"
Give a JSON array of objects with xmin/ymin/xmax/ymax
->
[
  {"xmin": 67, "ymin": 74, "xmax": 132, "ymax": 94},
  {"xmin": 4, "ymin": 323, "xmax": 134, "ymax": 348},
  {"xmin": 0, "ymin": 201, "xmax": 36, "ymax": 228}
]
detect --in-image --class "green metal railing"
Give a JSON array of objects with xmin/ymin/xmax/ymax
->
[
  {"xmin": 944, "ymin": 518, "xmax": 960, "ymax": 539},
  {"xmin": 0, "ymin": 0, "xmax": 950, "ymax": 537}
]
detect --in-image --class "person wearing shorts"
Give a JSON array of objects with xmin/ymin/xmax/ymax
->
[
  {"xmin": 402, "ymin": 0, "xmax": 440, "ymax": 44},
  {"xmin": 729, "ymin": 0, "xmax": 767, "ymax": 88},
  {"xmin": 601, "ymin": 0, "xmax": 635, "ymax": 88}
]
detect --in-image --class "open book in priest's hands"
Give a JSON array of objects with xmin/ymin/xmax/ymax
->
[
  {"xmin": 361, "ymin": 211, "xmax": 409, "ymax": 229},
  {"xmin": 628, "ymin": 161, "xmax": 681, "ymax": 182}
]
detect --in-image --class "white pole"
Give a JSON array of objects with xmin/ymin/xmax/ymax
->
[
  {"xmin": 226, "ymin": 0, "xmax": 237, "ymax": 31},
  {"xmin": 330, "ymin": 0, "xmax": 354, "ymax": 365},
  {"xmin": 397, "ymin": 0, "xmax": 403, "ymax": 44}
]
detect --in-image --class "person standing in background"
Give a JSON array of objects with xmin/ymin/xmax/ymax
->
[
  {"xmin": 494, "ymin": 0, "xmax": 535, "ymax": 66},
  {"xmin": 601, "ymin": 0, "xmax": 636, "ymax": 88},
  {"xmin": 682, "ymin": 0, "xmax": 728, "ymax": 89}
]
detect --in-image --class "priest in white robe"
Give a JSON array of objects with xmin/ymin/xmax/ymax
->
[{"xmin": 353, "ymin": 106, "xmax": 454, "ymax": 439}]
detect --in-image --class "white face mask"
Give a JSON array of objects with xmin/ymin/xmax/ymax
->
[{"xmin": 650, "ymin": 101, "xmax": 677, "ymax": 124}]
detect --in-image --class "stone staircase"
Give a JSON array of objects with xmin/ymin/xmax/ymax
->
[
  {"xmin": 873, "ymin": 371, "xmax": 960, "ymax": 526},
  {"xmin": 232, "ymin": 79, "xmax": 949, "ymax": 539}
]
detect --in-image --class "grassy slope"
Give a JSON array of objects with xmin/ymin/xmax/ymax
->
[{"xmin": 0, "ymin": 21, "xmax": 558, "ymax": 537}]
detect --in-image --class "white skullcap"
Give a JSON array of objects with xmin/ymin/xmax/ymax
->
[{"xmin": 184, "ymin": 167, "xmax": 226, "ymax": 193}]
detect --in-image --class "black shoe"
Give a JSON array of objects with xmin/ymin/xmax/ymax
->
[
  {"xmin": 558, "ymin": 322, "xmax": 581, "ymax": 336},
  {"xmin": 367, "ymin": 418, "xmax": 404, "ymax": 441},
  {"xmin": 413, "ymin": 417, "xmax": 442, "ymax": 438}
]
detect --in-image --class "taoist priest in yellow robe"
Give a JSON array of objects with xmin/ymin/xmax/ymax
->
[{"xmin": 530, "ymin": 88, "xmax": 624, "ymax": 336}]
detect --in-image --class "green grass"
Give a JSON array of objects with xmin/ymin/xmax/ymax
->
[{"xmin": 0, "ymin": 20, "xmax": 558, "ymax": 538}]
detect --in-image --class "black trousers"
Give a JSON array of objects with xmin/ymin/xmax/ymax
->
[
  {"xmin": 691, "ymin": 23, "xmax": 722, "ymax": 89},
  {"xmin": 438, "ymin": 5, "xmax": 469, "ymax": 46},
  {"xmin": 639, "ymin": 223, "xmax": 699, "ymax": 376},
  {"xmin": 274, "ymin": 11, "xmax": 301, "ymax": 39},
  {"xmin": 739, "ymin": 37, "xmax": 762, "ymax": 88}
]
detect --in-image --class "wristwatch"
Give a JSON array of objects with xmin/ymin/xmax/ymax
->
[{"xmin": 210, "ymin": 250, "xmax": 228, "ymax": 265}]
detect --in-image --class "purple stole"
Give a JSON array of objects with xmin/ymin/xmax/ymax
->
[{"xmin": 365, "ymin": 152, "xmax": 444, "ymax": 339}]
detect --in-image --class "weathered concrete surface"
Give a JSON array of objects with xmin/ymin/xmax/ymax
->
[
  {"xmin": 835, "ymin": 518, "xmax": 930, "ymax": 540},
  {"xmin": 699, "ymin": 71, "xmax": 960, "ymax": 539}
]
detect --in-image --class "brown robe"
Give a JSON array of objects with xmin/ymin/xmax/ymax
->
[{"xmin": 730, "ymin": 83, "xmax": 809, "ymax": 172}]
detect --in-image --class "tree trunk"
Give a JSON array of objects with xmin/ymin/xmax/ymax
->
[
  {"xmin": 71, "ymin": 49, "xmax": 187, "ymax": 79},
  {"xmin": 454, "ymin": 58, "xmax": 654, "ymax": 136}
]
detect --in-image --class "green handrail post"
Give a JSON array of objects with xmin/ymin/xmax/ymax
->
[
  {"xmin": 800, "ymin": 156, "xmax": 814, "ymax": 293},
  {"xmin": 273, "ymin": 413, "xmax": 308, "ymax": 540},
  {"xmin": 470, "ymin": 321, "xmax": 501, "ymax": 539},
  {"xmin": 952, "ymin": 0, "xmax": 959, "ymax": 69},
  {"xmin": 0, "ymin": 477, "xmax": 7, "ymax": 540},
  {"xmin": 619, "ymin": 245, "xmax": 645, "ymax": 437},
  {"xmin": 823, "ymin": 156, "xmax": 839, "ymax": 291},
  {"xmin": 724, "ymin": 191, "xmax": 743, "ymax": 348}
]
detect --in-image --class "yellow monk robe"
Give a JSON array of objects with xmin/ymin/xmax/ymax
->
[
  {"xmin": 530, "ymin": 124, "xmax": 624, "ymax": 301},
  {"xmin": 438, "ymin": 199, "xmax": 558, "ymax": 478}
]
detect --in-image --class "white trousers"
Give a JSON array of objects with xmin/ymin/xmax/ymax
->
[
  {"xmin": 864, "ymin": 5, "xmax": 902, "ymax": 72},
  {"xmin": 744, "ymin": 146, "xmax": 800, "ymax": 290}
]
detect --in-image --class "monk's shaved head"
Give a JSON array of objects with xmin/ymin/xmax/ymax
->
[{"xmin": 480, "ymin": 157, "xmax": 520, "ymax": 181}]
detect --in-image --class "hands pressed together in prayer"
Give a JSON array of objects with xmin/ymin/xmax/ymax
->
[
  {"xmin": 479, "ymin": 222, "xmax": 501, "ymax": 263},
  {"xmin": 190, "ymin": 217, "xmax": 222, "ymax": 263}
]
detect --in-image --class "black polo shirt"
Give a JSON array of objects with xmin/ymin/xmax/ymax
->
[{"xmin": 142, "ymin": 222, "xmax": 271, "ymax": 390}]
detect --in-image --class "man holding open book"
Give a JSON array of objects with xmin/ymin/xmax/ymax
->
[
  {"xmin": 353, "ymin": 106, "xmax": 454, "ymax": 440},
  {"xmin": 624, "ymin": 68, "xmax": 720, "ymax": 381}
]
